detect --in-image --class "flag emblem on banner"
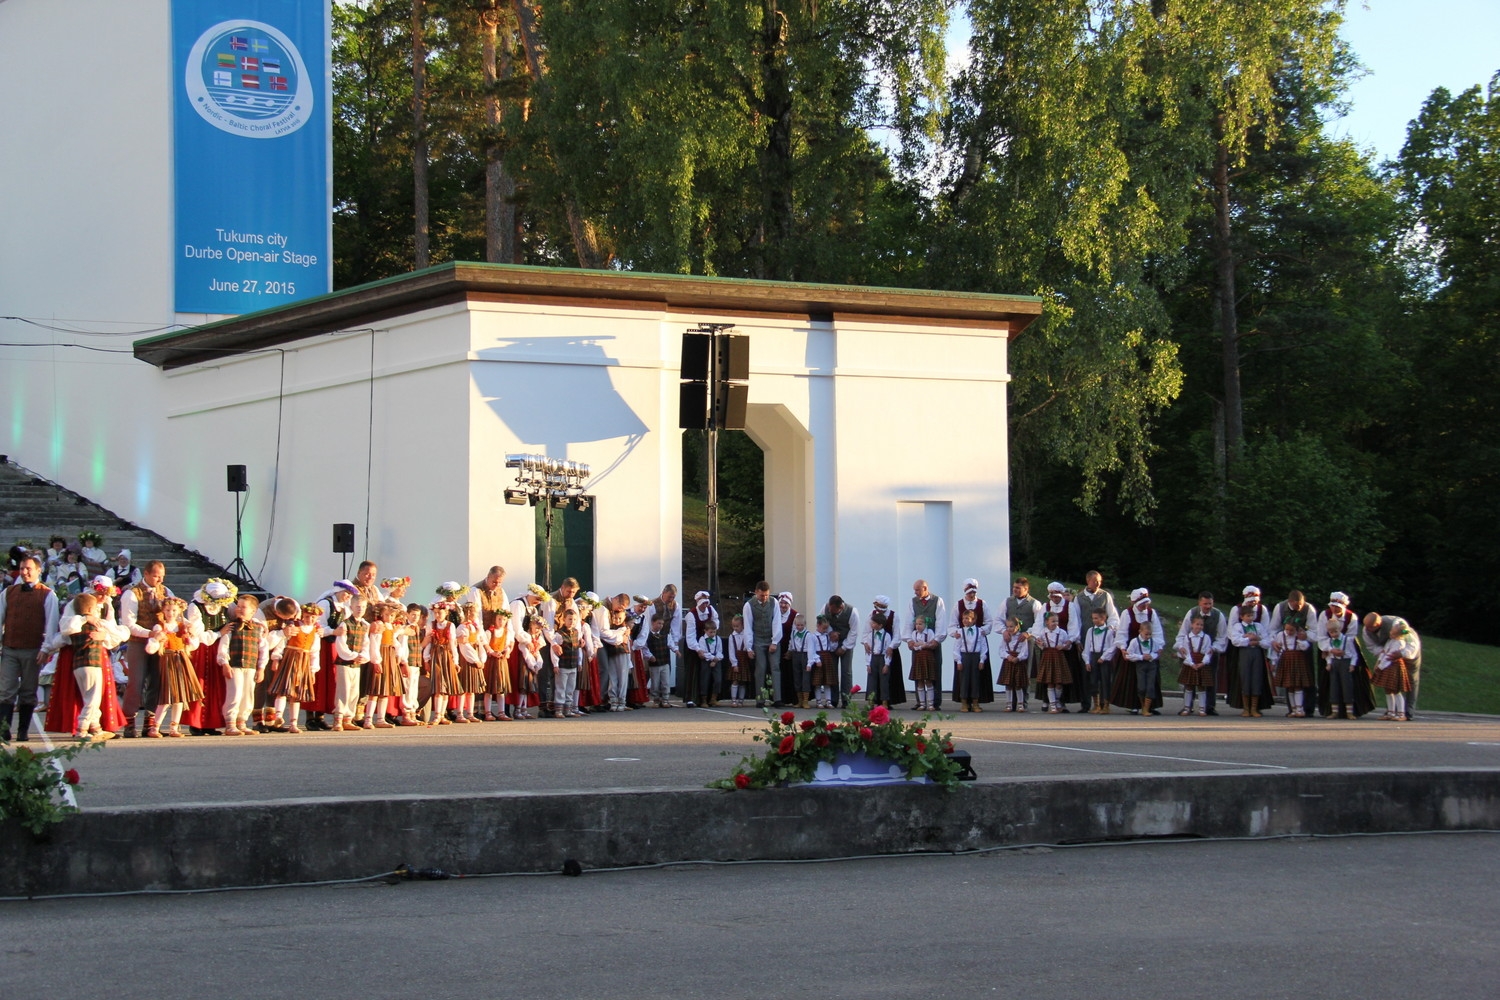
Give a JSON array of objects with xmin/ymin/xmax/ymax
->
[
  {"xmin": 230, "ymin": 36, "xmax": 248, "ymax": 51},
  {"xmin": 239, "ymin": 56, "xmax": 259, "ymax": 72},
  {"xmin": 213, "ymin": 70, "xmax": 232, "ymax": 88},
  {"xmin": 252, "ymin": 38, "xmax": 269, "ymax": 52},
  {"xmin": 240, "ymin": 74, "xmax": 260, "ymax": 89},
  {"xmin": 262, "ymin": 59, "xmax": 281, "ymax": 74},
  {"xmin": 217, "ymin": 52, "xmax": 235, "ymax": 66},
  {"xmin": 189, "ymin": 23, "xmax": 310, "ymax": 134},
  {"xmin": 268, "ymin": 76, "xmax": 287, "ymax": 91}
]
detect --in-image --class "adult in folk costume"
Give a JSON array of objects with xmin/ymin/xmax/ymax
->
[
  {"xmin": 1314, "ymin": 592, "xmax": 1375, "ymax": 719},
  {"xmin": 1111, "ymin": 588, "xmax": 1165, "ymax": 712},
  {"xmin": 641, "ymin": 585, "xmax": 682, "ymax": 705},
  {"xmin": 507, "ymin": 586, "xmax": 549, "ymax": 715},
  {"xmin": 862, "ymin": 595, "xmax": 907, "ymax": 706},
  {"xmin": 182, "ymin": 579, "xmax": 238, "ymax": 734},
  {"xmin": 467, "ymin": 566, "xmax": 514, "ymax": 720},
  {"xmin": 1001, "ymin": 578, "xmax": 1043, "ymax": 701},
  {"xmin": 822, "ymin": 595, "xmax": 862, "ymax": 709},
  {"xmin": 310, "ymin": 580, "xmax": 360, "ymax": 731},
  {"xmin": 109, "ymin": 549, "xmax": 142, "ymax": 592},
  {"xmin": 742, "ymin": 582, "xmax": 788, "ymax": 707},
  {"xmin": 1360, "ymin": 611, "xmax": 1423, "ymax": 720},
  {"xmin": 679, "ymin": 590, "xmax": 719, "ymax": 707},
  {"xmin": 574, "ymin": 590, "xmax": 609, "ymax": 711},
  {"xmin": 907, "ymin": 580, "xmax": 946, "ymax": 710},
  {"xmin": 353, "ymin": 561, "xmax": 385, "ymax": 621},
  {"xmin": 1032, "ymin": 582, "xmax": 1083, "ymax": 711},
  {"xmin": 774, "ymin": 591, "xmax": 800, "ymax": 705},
  {"xmin": 1176, "ymin": 592, "xmax": 1229, "ymax": 715},
  {"xmin": 43, "ymin": 576, "xmax": 129, "ymax": 738},
  {"xmin": 626, "ymin": 595, "xmax": 654, "ymax": 707},
  {"xmin": 1219, "ymin": 585, "xmax": 1274, "ymax": 712},
  {"xmin": 1269, "ymin": 590, "xmax": 1320, "ymax": 717},
  {"xmin": 118, "ymin": 560, "xmax": 174, "ymax": 738}
]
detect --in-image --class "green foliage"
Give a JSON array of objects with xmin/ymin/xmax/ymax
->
[{"xmin": 0, "ymin": 740, "xmax": 100, "ymax": 836}]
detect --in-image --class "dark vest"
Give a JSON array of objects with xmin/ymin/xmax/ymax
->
[
  {"xmin": 1185, "ymin": 607, "xmax": 1226, "ymax": 640},
  {"xmin": 827, "ymin": 605, "xmax": 853, "ymax": 643},
  {"xmin": 1003, "ymin": 596, "xmax": 1034, "ymax": 631},
  {"xmin": 224, "ymin": 620, "xmax": 266, "ymax": 671},
  {"xmin": 912, "ymin": 594, "xmax": 940, "ymax": 634},
  {"xmin": 3, "ymin": 584, "xmax": 50, "ymax": 649}
]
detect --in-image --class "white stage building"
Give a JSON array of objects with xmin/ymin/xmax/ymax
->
[{"xmin": 0, "ymin": 0, "xmax": 1041, "ymax": 622}]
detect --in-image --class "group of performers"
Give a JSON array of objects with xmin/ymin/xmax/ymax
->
[{"xmin": 1, "ymin": 552, "xmax": 1426, "ymax": 744}]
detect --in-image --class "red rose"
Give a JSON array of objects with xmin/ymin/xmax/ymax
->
[
  {"xmin": 800, "ymin": 720, "xmax": 815, "ymax": 731},
  {"xmin": 868, "ymin": 705, "xmax": 890, "ymax": 725},
  {"xmin": 943, "ymin": 742, "xmax": 954, "ymax": 753},
  {"xmin": 851, "ymin": 685, "xmax": 862, "ymax": 694},
  {"xmin": 915, "ymin": 741, "xmax": 927, "ymax": 753},
  {"xmin": 781, "ymin": 711, "xmax": 796, "ymax": 725},
  {"xmin": 914, "ymin": 726, "xmax": 924, "ymax": 735},
  {"xmin": 734, "ymin": 772, "xmax": 751, "ymax": 789},
  {"xmin": 814, "ymin": 734, "xmax": 830, "ymax": 747},
  {"xmin": 825, "ymin": 722, "xmax": 838, "ymax": 730},
  {"xmin": 63, "ymin": 768, "xmax": 80, "ymax": 785},
  {"xmin": 778, "ymin": 734, "xmax": 796, "ymax": 755},
  {"xmin": 859, "ymin": 727, "xmax": 873, "ymax": 740}
]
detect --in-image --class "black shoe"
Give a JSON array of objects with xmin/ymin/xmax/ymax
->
[
  {"xmin": 201, "ymin": 728, "xmax": 223, "ymax": 736},
  {"xmin": 1204, "ymin": 709, "xmax": 1219, "ymax": 716}
]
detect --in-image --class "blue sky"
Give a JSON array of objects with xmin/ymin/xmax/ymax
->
[{"xmin": 1334, "ymin": 0, "xmax": 1500, "ymax": 163}]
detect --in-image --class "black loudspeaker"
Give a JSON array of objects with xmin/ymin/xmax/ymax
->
[
  {"xmin": 679, "ymin": 382, "xmax": 709, "ymax": 429},
  {"xmin": 716, "ymin": 382, "xmax": 748, "ymax": 430},
  {"xmin": 680, "ymin": 332, "xmax": 711, "ymax": 382},
  {"xmin": 719, "ymin": 334, "xmax": 749, "ymax": 381},
  {"xmin": 332, "ymin": 523, "xmax": 355, "ymax": 554},
  {"xmin": 226, "ymin": 464, "xmax": 248, "ymax": 493}
]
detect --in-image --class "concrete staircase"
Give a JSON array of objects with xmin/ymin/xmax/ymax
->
[{"xmin": 0, "ymin": 457, "xmax": 245, "ymax": 593}]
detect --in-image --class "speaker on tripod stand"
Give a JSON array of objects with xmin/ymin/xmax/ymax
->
[
  {"xmin": 225, "ymin": 464, "xmax": 260, "ymax": 587},
  {"xmin": 333, "ymin": 523, "xmax": 355, "ymax": 580}
]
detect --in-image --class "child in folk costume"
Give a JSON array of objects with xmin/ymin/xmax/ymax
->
[
  {"xmin": 453, "ymin": 600, "xmax": 488, "ymax": 723},
  {"xmin": 953, "ymin": 609, "xmax": 993, "ymax": 712},
  {"xmin": 424, "ymin": 601, "xmax": 461, "ymax": 725},
  {"xmin": 1174, "ymin": 614, "xmax": 1217, "ymax": 716},
  {"xmin": 331, "ymin": 595, "xmax": 371, "ymax": 731},
  {"xmin": 785, "ymin": 613, "xmax": 815, "ymax": 708},
  {"xmin": 1372, "ymin": 617, "xmax": 1419, "ymax": 721},
  {"xmin": 59, "ymin": 592, "xmax": 126, "ymax": 740},
  {"xmin": 1034, "ymin": 612, "xmax": 1074, "ymax": 714},
  {"xmin": 311, "ymin": 580, "xmax": 360, "ymax": 732},
  {"xmin": 694, "ymin": 620, "xmax": 728, "ymax": 707},
  {"xmin": 1229, "ymin": 603, "xmax": 1272, "ymax": 717},
  {"xmin": 265, "ymin": 604, "xmax": 320, "ymax": 734},
  {"xmin": 996, "ymin": 617, "xmax": 1031, "ymax": 712},
  {"xmin": 1270, "ymin": 619, "xmax": 1314, "ymax": 718},
  {"xmin": 513, "ymin": 613, "xmax": 547, "ymax": 719},
  {"xmin": 361, "ymin": 601, "xmax": 405, "ymax": 729},
  {"xmin": 626, "ymin": 596, "xmax": 655, "ymax": 708},
  {"xmin": 597, "ymin": 600, "xmax": 636, "ymax": 712},
  {"xmin": 145, "ymin": 596, "xmax": 202, "ymax": 737},
  {"xmin": 399, "ymin": 604, "xmax": 426, "ymax": 725},
  {"xmin": 42, "ymin": 577, "xmax": 128, "ymax": 738},
  {"xmin": 639, "ymin": 607, "xmax": 677, "ymax": 708},
  {"xmin": 906, "ymin": 615, "xmax": 941, "ymax": 712},
  {"xmin": 482, "ymin": 604, "xmax": 515, "ymax": 721},
  {"xmin": 1112, "ymin": 589, "xmax": 1165, "ymax": 713},
  {"xmin": 255, "ymin": 597, "xmax": 298, "ymax": 730},
  {"xmin": 78, "ymin": 532, "xmax": 108, "ymax": 577},
  {"xmin": 1319, "ymin": 616, "xmax": 1359, "ymax": 720},
  {"xmin": 218, "ymin": 595, "xmax": 268, "ymax": 736},
  {"xmin": 184, "ymin": 579, "xmax": 237, "ymax": 735},
  {"xmin": 1123, "ymin": 621, "xmax": 1162, "ymax": 718},
  {"xmin": 1081, "ymin": 608, "xmax": 1117, "ymax": 714},
  {"xmin": 809, "ymin": 615, "xmax": 838, "ymax": 708},
  {"xmin": 863, "ymin": 597, "xmax": 906, "ymax": 708},
  {"xmin": 550, "ymin": 606, "xmax": 587, "ymax": 718},
  {"xmin": 726, "ymin": 614, "xmax": 754, "ymax": 707}
]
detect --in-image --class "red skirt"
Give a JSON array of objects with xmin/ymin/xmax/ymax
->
[
  {"xmin": 1035, "ymin": 648, "xmax": 1073, "ymax": 685},
  {"xmin": 628, "ymin": 649, "xmax": 651, "ymax": 705},
  {"xmin": 306, "ymin": 640, "xmax": 338, "ymax": 713},
  {"xmin": 181, "ymin": 641, "xmax": 226, "ymax": 729},
  {"xmin": 1276, "ymin": 649, "xmax": 1312, "ymax": 690},
  {"xmin": 577, "ymin": 655, "xmax": 603, "ymax": 706},
  {"xmin": 1177, "ymin": 660, "xmax": 1213, "ymax": 688},
  {"xmin": 908, "ymin": 648, "xmax": 939, "ymax": 683},
  {"xmin": 997, "ymin": 656, "xmax": 1030, "ymax": 689},
  {"xmin": 43, "ymin": 646, "xmax": 127, "ymax": 734},
  {"xmin": 1373, "ymin": 659, "xmax": 1412, "ymax": 694}
]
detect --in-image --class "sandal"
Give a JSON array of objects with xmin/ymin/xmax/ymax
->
[{"xmin": 1178, "ymin": 708, "xmax": 1191, "ymax": 716}]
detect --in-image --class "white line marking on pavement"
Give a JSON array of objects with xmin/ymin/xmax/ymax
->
[{"xmin": 957, "ymin": 736, "xmax": 1290, "ymax": 770}]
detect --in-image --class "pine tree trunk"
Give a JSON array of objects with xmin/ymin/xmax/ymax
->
[
  {"xmin": 756, "ymin": 0, "xmax": 794, "ymax": 280},
  {"xmin": 412, "ymin": 0, "xmax": 430, "ymax": 269},
  {"xmin": 1212, "ymin": 122, "xmax": 1243, "ymax": 469},
  {"xmin": 481, "ymin": 5, "xmax": 517, "ymax": 264}
]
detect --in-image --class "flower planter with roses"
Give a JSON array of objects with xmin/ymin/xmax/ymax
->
[{"xmin": 713, "ymin": 694, "xmax": 962, "ymax": 790}]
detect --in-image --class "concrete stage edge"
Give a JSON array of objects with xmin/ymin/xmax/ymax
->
[{"xmin": 6, "ymin": 767, "xmax": 1500, "ymax": 897}]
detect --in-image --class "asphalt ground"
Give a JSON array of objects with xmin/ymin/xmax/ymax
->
[
  {"xmin": 5, "ymin": 832, "xmax": 1497, "ymax": 999},
  {"xmin": 33, "ymin": 699, "xmax": 1500, "ymax": 809}
]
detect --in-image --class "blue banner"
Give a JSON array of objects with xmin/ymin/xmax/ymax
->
[{"xmin": 173, "ymin": 1, "xmax": 331, "ymax": 314}]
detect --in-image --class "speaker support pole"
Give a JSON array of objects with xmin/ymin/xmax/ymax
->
[{"xmin": 225, "ymin": 465, "xmax": 259, "ymax": 589}]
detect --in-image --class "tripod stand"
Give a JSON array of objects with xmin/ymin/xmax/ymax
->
[{"xmin": 226, "ymin": 480, "xmax": 260, "ymax": 588}]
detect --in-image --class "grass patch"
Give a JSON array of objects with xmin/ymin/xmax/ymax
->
[{"xmin": 1018, "ymin": 571, "xmax": 1500, "ymax": 715}]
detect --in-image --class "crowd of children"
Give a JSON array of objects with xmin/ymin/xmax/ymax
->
[{"xmin": 1, "ymin": 547, "xmax": 1427, "ymax": 743}]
